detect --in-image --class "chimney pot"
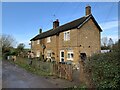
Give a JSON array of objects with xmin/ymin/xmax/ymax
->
[
  {"xmin": 39, "ymin": 28, "xmax": 42, "ymax": 34},
  {"xmin": 86, "ymin": 5, "xmax": 91, "ymax": 16},
  {"xmin": 53, "ymin": 19, "xmax": 59, "ymax": 29}
]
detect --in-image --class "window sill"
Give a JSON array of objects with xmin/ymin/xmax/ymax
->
[
  {"xmin": 47, "ymin": 42, "xmax": 51, "ymax": 43},
  {"xmin": 67, "ymin": 59, "xmax": 73, "ymax": 61},
  {"xmin": 64, "ymin": 40, "xmax": 70, "ymax": 42}
]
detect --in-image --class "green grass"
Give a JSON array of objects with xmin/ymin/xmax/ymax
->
[
  {"xmin": 0, "ymin": 57, "xmax": 2, "ymax": 60},
  {"xmin": 9, "ymin": 56, "xmax": 51, "ymax": 77},
  {"xmin": 65, "ymin": 84, "xmax": 87, "ymax": 90}
]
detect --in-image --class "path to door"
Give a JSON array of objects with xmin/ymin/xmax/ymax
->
[{"xmin": 2, "ymin": 60, "xmax": 77, "ymax": 88}]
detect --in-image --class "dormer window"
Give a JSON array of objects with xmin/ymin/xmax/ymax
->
[
  {"xmin": 64, "ymin": 31, "xmax": 70, "ymax": 41},
  {"xmin": 47, "ymin": 37, "xmax": 51, "ymax": 43}
]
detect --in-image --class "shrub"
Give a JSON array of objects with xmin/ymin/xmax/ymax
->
[{"xmin": 85, "ymin": 41, "xmax": 120, "ymax": 88}]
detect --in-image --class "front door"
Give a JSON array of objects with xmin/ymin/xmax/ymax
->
[{"xmin": 60, "ymin": 50, "xmax": 64, "ymax": 62}]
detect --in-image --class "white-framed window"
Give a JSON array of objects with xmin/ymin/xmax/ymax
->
[
  {"xmin": 67, "ymin": 51, "xmax": 74, "ymax": 60},
  {"xmin": 64, "ymin": 31, "xmax": 70, "ymax": 41},
  {"xmin": 60, "ymin": 50, "xmax": 64, "ymax": 62},
  {"xmin": 37, "ymin": 40, "xmax": 40, "ymax": 44},
  {"xmin": 47, "ymin": 37, "xmax": 51, "ymax": 43},
  {"xmin": 47, "ymin": 50, "xmax": 52, "ymax": 58},
  {"xmin": 36, "ymin": 51, "xmax": 40, "ymax": 57}
]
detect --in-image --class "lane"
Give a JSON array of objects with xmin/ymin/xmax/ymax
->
[{"xmin": 2, "ymin": 60, "xmax": 59, "ymax": 88}]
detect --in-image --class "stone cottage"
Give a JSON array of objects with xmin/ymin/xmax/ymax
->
[{"xmin": 30, "ymin": 5, "xmax": 102, "ymax": 64}]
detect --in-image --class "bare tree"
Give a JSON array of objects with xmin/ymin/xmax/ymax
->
[
  {"xmin": 102, "ymin": 37, "xmax": 108, "ymax": 46},
  {"xmin": 108, "ymin": 38, "xmax": 114, "ymax": 47},
  {"xmin": 0, "ymin": 34, "xmax": 16, "ymax": 53},
  {"xmin": 17, "ymin": 43, "xmax": 25, "ymax": 56}
]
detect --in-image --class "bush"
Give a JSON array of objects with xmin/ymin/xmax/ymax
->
[{"xmin": 85, "ymin": 41, "xmax": 120, "ymax": 88}]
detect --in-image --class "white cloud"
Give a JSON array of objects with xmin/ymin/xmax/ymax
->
[
  {"xmin": 100, "ymin": 20, "xmax": 118, "ymax": 30},
  {"xmin": 101, "ymin": 35, "xmax": 118, "ymax": 44},
  {"xmin": 107, "ymin": 35, "xmax": 118, "ymax": 42}
]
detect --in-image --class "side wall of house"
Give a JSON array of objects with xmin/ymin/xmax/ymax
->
[
  {"xmin": 31, "ymin": 39, "xmax": 44, "ymax": 57},
  {"xmin": 78, "ymin": 18, "xmax": 101, "ymax": 57}
]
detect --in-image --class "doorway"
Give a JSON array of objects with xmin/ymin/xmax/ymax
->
[{"xmin": 80, "ymin": 53, "xmax": 87, "ymax": 61}]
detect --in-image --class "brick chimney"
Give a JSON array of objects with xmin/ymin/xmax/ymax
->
[
  {"xmin": 86, "ymin": 5, "xmax": 91, "ymax": 16},
  {"xmin": 53, "ymin": 19, "xmax": 59, "ymax": 29},
  {"xmin": 39, "ymin": 28, "xmax": 42, "ymax": 34}
]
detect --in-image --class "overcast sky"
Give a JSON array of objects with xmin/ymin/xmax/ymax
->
[{"xmin": 2, "ymin": 2, "xmax": 118, "ymax": 48}]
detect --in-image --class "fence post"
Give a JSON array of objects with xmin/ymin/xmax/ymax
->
[
  {"xmin": 79, "ymin": 61, "xmax": 85, "ymax": 82},
  {"xmin": 65, "ymin": 64, "xmax": 67, "ymax": 79},
  {"xmin": 50, "ymin": 62, "xmax": 52, "ymax": 75},
  {"xmin": 59, "ymin": 63, "xmax": 61, "ymax": 78},
  {"xmin": 68, "ymin": 64, "xmax": 72, "ymax": 81},
  {"xmin": 57, "ymin": 62, "xmax": 59, "ymax": 77}
]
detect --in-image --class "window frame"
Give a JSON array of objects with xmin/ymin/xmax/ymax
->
[
  {"xmin": 47, "ymin": 37, "xmax": 51, "ymax": 43},
  {"xmin": 47, "ymin": 50, "xmax": 52, "ymax": 58},
  {"xmin": 37, "ymin": 40, "xmax": 40, "ymax": 44},
  {"xmin": 60, "ymin": 50, "xmax": 64, "ymax": 62},
  {"xmin": 67, "ymin": 51, "xmax": 74, "ymax": 61},
  {"xmin": 36, "ymin": 51, "xmax": 40, "ymax": 57},
  {"xmin": 64, "ymin": 31, "xmax": 70, "ymax": 41}
]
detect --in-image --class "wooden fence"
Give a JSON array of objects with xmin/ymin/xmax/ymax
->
[
  {"xmin": 24, "ymin": 58, "xmax": 73, "ymax": 81},
  {"xmin": 52, "ymin": 62, "xmax": 73, "ymax": 81}
]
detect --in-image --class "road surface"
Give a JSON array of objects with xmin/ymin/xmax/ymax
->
[{"xmin": 2, "ymin": 60, "xmax": 76, "ymax": 88}]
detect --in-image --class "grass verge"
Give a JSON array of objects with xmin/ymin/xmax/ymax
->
[{"xmin": 9, "ymin": 57, "xmax": 51, "ymax": 77}]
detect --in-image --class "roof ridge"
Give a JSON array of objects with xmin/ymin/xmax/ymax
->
[
  {"xmin": 30, "ymin": 14, "xmax": 93, "ymax": 41},
  {"xmin": 37, "ymin": 15, "xmax": 88, "ymax": 35},
  {"xmin": 55, "ymin": 14, "xmax": 92, "ymax": 29},
  {"xmin": 56, "ymin": 15, "xmax": 88, "ymax": 29}
]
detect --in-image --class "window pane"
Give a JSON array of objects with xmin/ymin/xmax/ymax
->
[
  {"xmin": 67, "ymin": 32, "xmax": 69, "ymax": 34},
  {"xmin": 64, "ymin": 33, "xmax": 66, "ymax": 41},
  {"xmin": 61, "ymin": 58, "xmax": 64, "ymax": 62},
  {"xmin": 47, "ymin": 53, "xmax": 51, "ymax": 57},
  {"xmin": 47, "ymin": 37, "xmax": 51, "ymax": 43},
  {"xmin": 37, "ymin": 40, "xmax": 40, "ymax": 44},
  {"xmin": 68, "ymin": 53, "xmax": 70, "ymax": 58},
  {"xmin": 61, "ymin": 52, "xmax": 64, "ymax": 57},
  {"xmin": 47, "ymin": 50, "xmax": 52, "ymax": 58},
  {"xmin": 50, "ymin": 53, "xmax": 51, "ymax": 57},
  {"xmin": 67, "ymin": 32, "xmax": 70, "ymax": 40},
  {"xmin": 71, "ymin": 53, "xmax": 73, "ymax": 58},
  {"xmin": 36, "ymin": 51, "xmax": 40, "ymax": 57}
]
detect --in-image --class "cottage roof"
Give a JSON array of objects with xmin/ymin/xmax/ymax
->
[{"xmin": 30, "ymin": 14, "xmax": 102, "ymax": 41}]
